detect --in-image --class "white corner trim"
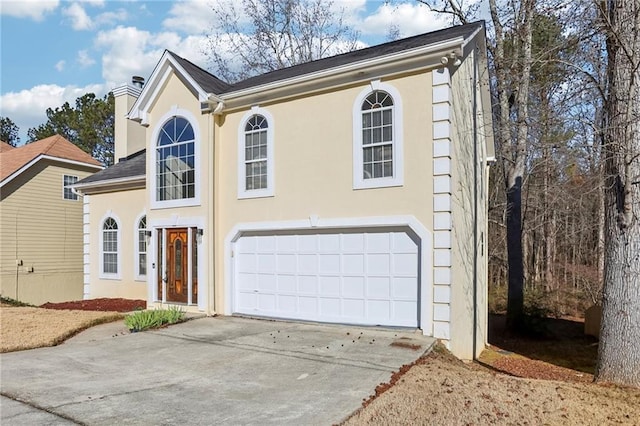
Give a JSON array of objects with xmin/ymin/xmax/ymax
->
[{"xmin": 224, "ymin": 215, "xmax": 433, "ymax": 336}]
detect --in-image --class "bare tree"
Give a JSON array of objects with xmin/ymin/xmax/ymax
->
[
  {"xmin": 596, "ymin": 0, "xmax": 640, "ymax": 387},
  {"xmin": 205, "ymin": 0, "xmax": 360, "ymax": 82}
]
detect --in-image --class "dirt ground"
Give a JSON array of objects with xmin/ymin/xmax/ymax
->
[
  {"xmin": 2, "ymin": 300, "xmax": 640, "ymax": 424},
  {"xmin": 0, "ymin": 298, "xmax": 144, "ymax": 353}
]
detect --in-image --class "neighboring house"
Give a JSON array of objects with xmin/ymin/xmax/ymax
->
[
  {"xmin": 0, "ymin": 136, "xmax": 103, "ymax": 305},
  {"xmin": 74, "ymin": 22, "xmax": 494, "ymax": 359}
]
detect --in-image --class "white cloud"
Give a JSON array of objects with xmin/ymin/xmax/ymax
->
[
  {"xmin": 77, "ymin": 50, "xmax": 95, "ymax": 68},
  {"xmin": 94, "ymin": 8, "xmax": 127, "ymax": 26},
  {"xmin": 55, "ymin": 60, "xmax": 65, "ymax": 72},
  {"xmin": 163, "ymin": 0, "xmax": 219, "ymax": 35},
  {"xmin": 0, "ymin": 0, "xmax": 59, "ymax": 21},
  {"xmin": 94, "ymin": 25, "xmax": 210, "ymax": 88},
  {"xmin": 63, "ymin": 2, "xmax": 93, "ymax": 30},
  {"xmin": 356, "ymin": 2, "xmax": 451, "ymax": 38},
  {"xmin": 0, "ymin": 83, "xmax": 106, "ymax": 142}
]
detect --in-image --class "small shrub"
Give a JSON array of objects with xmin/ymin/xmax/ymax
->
[
  {"xmin": 125, "ymin": 306, "xmax": 185, "ymax": 332},
  {"xmin": 0, "ymin": 296, "xmax": 35, "ymax": 307}
]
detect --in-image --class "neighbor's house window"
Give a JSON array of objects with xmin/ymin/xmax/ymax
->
[
  {"xmin": 353, "ymin": 82, "xmax": 404, "ymax": 189},
  {"xmin": 156, "ymin": 116, "xmax": 195, "ymax": 202},
  {"xmin": 101, "ymin": 217, "xmax": 120, "ymax": 278},
  {"xmin": 237, "ymin": 107, "xmax": 274, "ymax": 199},
  {"xmin": 63, "ymin": 175, "xmax": 78, "ymax": 200},
  {"xmin": 137, "ymin": 216, "xmax": 147, "ymax": 278}
]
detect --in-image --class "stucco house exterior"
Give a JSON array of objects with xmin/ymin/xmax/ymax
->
[
  {"xmin": 0, "ymin": 136, "xmax": 103, "ymax": 304},
  {"xmin": 74, "ymin": 22, "xmax": 494, "ymax": 359}
]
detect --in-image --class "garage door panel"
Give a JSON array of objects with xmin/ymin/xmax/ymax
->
[
  {"xmin": 367, "ymin": 253, "xmax": 391, "ymax": 275},
  {"xmin": 298, "ymin": 254, "xmax": 318, "ymax": 274},
  {"xmin": 343, "ymin": 254, "xmax": 364, "ymax": 274},
  {"xmin": 319, "ymin": 254, "xmax": 340, "ymax": 274},
  {"xmin": 277, "ymin": 275, "xmax": 296, "ymax": 292},
  {"xmin": 368, "ymin": 277, "xmax": 390, "ymax": 298},
  {"xmin": 257, "ymin": 273, "xmax": 277, "ymax": 291},
  {"xmin": 343, "ymin": 276, "xmax": 365, "ymax": 298},
  {"xmin": 366, "ymin": 233, "xmax": 391, "ymax": 253},
  {"xmin": 234, "ymin": 230, "xmax": 419, "ymax": 327},
  {"xmin": 393, "ymin": 253, "xmax": 418, "ymax": 276},
  {"xmin": 319, "ymin": 298, "xmax": 341, "ymax": 316},
  {"xmin": 392, "ymin": 277, "xmax": 417, "ymax": 298},
  {"xmin": 298, "ymin": 276, "xmax": 318, "ymax": 294},
  {"xmin": 319, "ymin": 276, "xmax": 340, "ymax": 296}
]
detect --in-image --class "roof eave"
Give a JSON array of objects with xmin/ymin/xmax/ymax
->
[
  {"xmin": 220, "ymin": 37, "xmax": 465, "ymax": 110},
  {"xmin": 73, "ymin": 175, "xmax": 146, "ymax": 194},
  {"xmin": 0, "ymin": 155, "xmax": 103, "ymax": 188}
]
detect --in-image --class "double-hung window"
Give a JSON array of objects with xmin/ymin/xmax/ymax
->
[
  {"xmin": 102, "ymin": 217, "xmax": 119, "ymax": 277},
  {"xmin": 63, "ymin": 175, "xmax": 78, "ymax": 200},
  {"xmin": 353, "ymin": 83, "xmax": 403, "ymax": 189},
  {"xmin": 238, "ymin": 107, "xmax": 274, "ymax": 198}
]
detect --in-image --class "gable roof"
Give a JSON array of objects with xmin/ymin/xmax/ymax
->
[
  {"xmin": 0, "ymin": 135, "xmax": 102, "ymax": 184},
  {"xmin": 0, "ymin": 141, "xmax": 15, "ymax": 153},
  {"xmin": 129, "ymin": 21, "xmax": 485, "ymax": 121}
]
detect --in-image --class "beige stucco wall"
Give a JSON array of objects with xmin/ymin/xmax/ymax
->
[
  {"xmin": 144, "ymin": 71, "xmax": 213, "ymax": 311},
  {"xmin": 86, "ymin": 188, "xmax": 147, "ymax": 300},
  {"xmin": 0, "ymin": 161, "xmax": 97, "ymax": 305},
  {"xmin": 214, "ymin": 72, "xmax": 435, "ymax": 314},
  {"xmin": 449, "ymin": 48, "xmax": 489, "ymax": 359}
]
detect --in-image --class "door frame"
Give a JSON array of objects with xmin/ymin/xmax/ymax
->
[
  {"xmin": 148, "ymin": 216, "xmax": 206, "ymax": 311},
  {"xmin": 224, "ymin": 215, "xmax": 432, "ymax": 334}
]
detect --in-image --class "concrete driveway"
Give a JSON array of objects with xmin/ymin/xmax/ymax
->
[{"xmin": 1, "ymin": 316, "xmax": 435, "ymax": 425}]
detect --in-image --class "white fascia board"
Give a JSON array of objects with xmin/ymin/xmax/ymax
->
[
  {"xmin": 128, "ymin": 52, "xmax": 209, "ymax": 124},
  {"xmin": 0, "ymin": 155, "xmax": 103, "ymax": 188},
  {"xmin": 221, "ymin": 37, "xmax": 465, "ymax": 102},
  {"xmin": 72, "ymin": 175, "xmax": 146, "ymax": 194}
]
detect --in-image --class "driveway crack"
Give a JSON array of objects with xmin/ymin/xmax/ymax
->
[{"xmin": 1, "ymin": 391, "xmax": 86, "ymax": 425}]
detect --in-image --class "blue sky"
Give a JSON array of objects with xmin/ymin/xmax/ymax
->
[{"xmin": 0, "ymin": 0, "xmax": 453, "ymax": 144}]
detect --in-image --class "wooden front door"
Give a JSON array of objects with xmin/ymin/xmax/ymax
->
[{"xmin": 166, "ymin": 228, "xmax": 188, "ymax": 303}]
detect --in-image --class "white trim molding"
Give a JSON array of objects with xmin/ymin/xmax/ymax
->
[
  {"xmin": 224, "ymin": 215, "xmax": 433, "ymax": 336},
  {"xmin": 237, "ymin": 106, "xmax": 275, "ymax": 199},
  {"xmin": 352, "ymin": 81, "xmax": 404, "ymax": 190},
  {"xmin": 82, "ymin": 196, "xmax": 91, "ymax": 299},
  {"xmin": 431, "ymin": 66, "xmax": 453, "ymax": 344}
]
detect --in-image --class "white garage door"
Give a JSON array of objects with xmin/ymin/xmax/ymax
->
[{"xmin": 233, "ymin": 230, "xmax": 419, "ymax": 327}]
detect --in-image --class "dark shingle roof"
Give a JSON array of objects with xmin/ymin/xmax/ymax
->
[
  {"xmin": 76, "ymin": 149, "xmax": 145, "ymax": 185},
  {"xmin": 169, "ymin": 53, "xmax": 232, "ymax": 94},
  {"xmin": 167, "ymin": 22, "xmax": 483, "ymax": 96}
]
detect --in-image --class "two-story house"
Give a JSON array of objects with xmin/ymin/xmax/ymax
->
[{"xmin": 74, "ymin": 22, "xmax": 494, "ymax": 359}]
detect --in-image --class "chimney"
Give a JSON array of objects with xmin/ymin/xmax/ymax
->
[{"xmin": 132, "ymin": 76, "xmax": 145, "ymax": 89}]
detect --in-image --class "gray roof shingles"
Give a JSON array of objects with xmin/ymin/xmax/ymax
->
[{"xmin": 76, "ymin": 149, "xmax": 145, "ymax": 185}]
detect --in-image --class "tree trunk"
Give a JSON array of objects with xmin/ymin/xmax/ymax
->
[
  {"xmin": 596, "ymin": 0, "xmax": 640, "ymax": 388},
  {"xmin": 506, "ymin": 178, "xmax": 524, "ymax": 327}
]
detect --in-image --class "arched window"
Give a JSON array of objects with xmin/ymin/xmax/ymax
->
[
  {"xmin": 156, "ymin": 116, "xmax": 195, "ymax": 201},
  {"xmin": 137, "ymin": 216, "xmax": 147, "ymax": 277},
  {"xmin": 238, "ymin": 107, "xmax": 274, "ymax": 199},
  {"xmin": 244, "ymin": 115, "xmax": 268, "ymax": 190},
  {"xmin": 361, "ymin": 91, "xmax": 394, "ymax": 179},
  {"xmin": 353, "ymin": 82, "xmax": 403, "ymax": 189},
  {"xmin": 102, "ymin": 217, "xmax": 119, "ymax": 276}
]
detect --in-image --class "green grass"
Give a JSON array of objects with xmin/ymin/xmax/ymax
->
[{"xmin": 124, "ymin": 306, "xmax": 186, "ymax": 332}]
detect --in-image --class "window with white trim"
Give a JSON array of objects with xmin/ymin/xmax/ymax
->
[
  {"xmin": 63, "ymin": 175, "xmax": 78, "ymax": 200},
  {"xmin": 238, "ymin": 107, "xmax": 274, "ymax": 199},
  {"xmin": 102, "ymin": 218, "xmax": 118, "ymax": 275},
  {"xmin": 156, "ymin": 117, "xmax": 195, "ymax": 202},
  {"xmin": 244, "ymin": 115, "xmax": 268, "ymax": 190},
  {"xmin": 353, "ymin": 82, "xmax": 404, "ymax": 189},
  {"xmin": 362, "ymin": 91, "xmax": 394, "ymax": 179},
  {"xmin": 137, "ymin": 216, "xmax": 147, "ymax": 277}
]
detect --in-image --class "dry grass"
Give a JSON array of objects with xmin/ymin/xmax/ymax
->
[
  {"xmin": 343, "ymin": 346, "xmax": 640, "ymax": 426},
  {"xmin": 0, "ymin": 305, "xmax": 123, "ymax": 353}
]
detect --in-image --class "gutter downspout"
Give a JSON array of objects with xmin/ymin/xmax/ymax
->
[{"xmin": 472, "ymin": 45, "xmax": 479, "ymax": 361}]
